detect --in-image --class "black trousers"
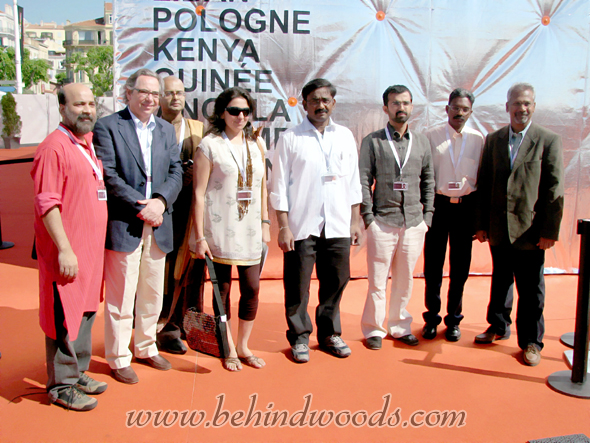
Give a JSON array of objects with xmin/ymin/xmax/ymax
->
[
  {"xmin": 158, "ymin": 258, "xmax": 206, "ymax": 343},
  {"xmin": 284, "ymin": 231, "xmax": 351, "ymax": 346},
  {"xmin": 423, "ymin": 193, "xmax": 475, "ymax": 327},
  {"xmin": 488, "ymin": 244, "xmax": 545, "ymax": 350}
]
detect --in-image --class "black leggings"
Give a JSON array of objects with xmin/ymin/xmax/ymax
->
[{"xmin": 212, "ymin": 262, "xmax": 260, "ymax": 321}]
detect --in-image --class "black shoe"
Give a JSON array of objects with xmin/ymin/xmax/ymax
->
[
  {"xmin": 365, "ymin": 336, "xmax": 382, "ymax": 350},
  {"xmin": 445, "ymin": 325, "xmax": 461, "ymax": 342},
  {"xmin": 474, "ymin": 327, "xmax": 510, "ymax": 344},
  {"xmin": 395, "ymin": 334, "xmax": 419, "ymax": 346},
  {"xmin": 158, "ymin": 338, "xmax": 187, "ymax": 355},
  {"xmin": 422, "ymin": 324, "xmax": 437, "ymax": 340}
]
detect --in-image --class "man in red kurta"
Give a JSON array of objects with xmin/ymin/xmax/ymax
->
[{"xmin": 31, "ymin": 83, "xmax": 108, "ymax": 411}]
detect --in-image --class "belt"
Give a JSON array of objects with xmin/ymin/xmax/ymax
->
[{"xmin": 437, "ymin": 194, "xmax": 472, "ymax": 204}]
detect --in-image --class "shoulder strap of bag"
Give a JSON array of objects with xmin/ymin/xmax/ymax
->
[{"xmin": 205, "ymin": 256, "xmax": 227, "ymax": 319}]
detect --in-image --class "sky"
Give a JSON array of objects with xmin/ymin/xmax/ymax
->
[{"xmin": 5, "ymin": 0, "xmax": 106, "ymax": 25}]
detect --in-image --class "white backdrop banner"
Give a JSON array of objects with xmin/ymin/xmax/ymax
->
[{"xmin": 113, "ymin": 0, "xmax": 590, "ymax": 275}]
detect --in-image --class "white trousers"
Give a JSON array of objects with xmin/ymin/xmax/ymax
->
[
  {"xmin": 361, "ymin": 219, "xmax": 427, "ymax": 338},
  {"xmin": 104, "ymin": 223, "xmax": 166, "ymax": 369}
]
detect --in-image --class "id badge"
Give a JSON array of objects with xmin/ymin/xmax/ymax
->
[
  {"xmin": 237, "ymin": 187, "xmax": 252, "ymax": 201},
  {"xmin": 323, "ymin": 173, "xmax": 338, "ymax": 183},
  {"xmin": 97, "ymin": 186, "xmax": 107, "ymax": 201},
  {"xmin": 448, "ymin": 182, "xmax": 462, "ymax": 190},
  {"xmin": 393, "ymin": 182, "xmax": 408, "ymax": 191}
]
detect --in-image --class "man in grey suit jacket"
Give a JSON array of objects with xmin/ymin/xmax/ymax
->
[
  {"xmin": 94, "ymin": 69, "xmax": 182, "ymax": 383},
  {"xmin": 359, "ymin": 85, "xmax": 435, "ymax": 350},
  {"xmin": 475, "ymin": 83, "xmax": 564, "ymax": 366}
]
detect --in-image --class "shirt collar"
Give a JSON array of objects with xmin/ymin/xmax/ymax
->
[
  {"xmin": 446, "ymin": 122, "xmax": 464, "ymax": 138},
  {"xmin": 508, "ymin": 120, "xmax": 532, "ymax": 141},
  {"xmin": 303, "ymin": 116, "xmax": 335, "ymax": 134},
  {"xmin": 387, "ymin": 122, "xmax": 410, "ymax": 142},
  {"xmin": 59, "ymin": 122, "xmax": 91, "ymax": 147},
  {"xmin": 128, "ymin": 107, "xmax": 156, "ymax": 131}
]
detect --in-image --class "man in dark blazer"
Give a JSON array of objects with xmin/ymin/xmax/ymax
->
[
  {"xmin": 94, "ymin": 68, "xmax": 182, "ymax": 383},
  {"xmin": 475, "ymin": 82, "xmax": 564, "ymax": 366}
]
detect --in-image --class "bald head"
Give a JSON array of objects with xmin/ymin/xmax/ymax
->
[
  {"xmin": 59, "ymin": 83, "xmax": 97, "ymax": 136},
  {"xmin": 160, "ymin": 76, "xmax": 186, "ymax": 122}
]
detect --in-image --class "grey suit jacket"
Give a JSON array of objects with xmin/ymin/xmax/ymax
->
[
  {"xmin": 359, "ymin": 126, "xmax": 435, "ymax": 229},
  {"xmin": 475, "ymin": 122, "xmax": 564, "ymax": 249},
  {"xmin": 93, "ymin": 107, "xmax": 182, "ymax": 254}
]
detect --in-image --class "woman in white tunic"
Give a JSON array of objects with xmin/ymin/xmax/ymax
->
[{"xmin": 193, "ymin": 87, "xmax": 270, "ymax": 371}]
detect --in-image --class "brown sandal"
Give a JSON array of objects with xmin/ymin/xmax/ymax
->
[
  {"xmin": 223, "ymin": 357, "xmax": 242, "ymax": 372},
  {"xmin": 239, "ymin": 354, "xmax": 266, "ymax": 369}
]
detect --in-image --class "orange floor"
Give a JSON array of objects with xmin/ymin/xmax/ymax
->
[{"xmin": 1, "ymin": 152, "xmax": 589, "ymax": 443}]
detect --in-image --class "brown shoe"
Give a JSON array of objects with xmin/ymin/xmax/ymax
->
[
  {"xmin": 474, "ymin": 328, "xmax": 510, "ymax": 344},
  {"xmin": 111, "ymin": 366, "xmax": 139, "ymax": 384},
  {"xmin": 523, "ymin": 344, "xmax": 541, "ymax": 366},
  {"xmin": 136, "ymin": 354, "xmax": 171, "ymax": 371}
]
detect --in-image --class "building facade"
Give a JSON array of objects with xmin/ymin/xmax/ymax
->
[{"xmin": 63, "ymin": 2, "xmax": 113, "ymax": 88}]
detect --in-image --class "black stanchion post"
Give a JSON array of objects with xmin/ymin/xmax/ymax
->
[{"xmin": 547, "ymin": 219, "xmax": 590, "ymax": 398}]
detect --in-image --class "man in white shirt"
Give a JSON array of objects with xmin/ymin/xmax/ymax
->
[
  {"xmin": 94, "ymin": 69, "xmax": 182, "ymax": 384},
  {"xmin": 270, "ymin": 78, "xmax": 363, "ymax": 363},
  {"xmin": 422, "ymin": 88, "xmax": 485, "ymax": 342}
]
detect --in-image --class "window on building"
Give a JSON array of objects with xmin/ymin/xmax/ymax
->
[{"xmin": 80, "ymin": 30, "xmax": 93, "ymax": 42}]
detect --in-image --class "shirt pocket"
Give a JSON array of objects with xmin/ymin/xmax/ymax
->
[{"xmin": 331, "ymin": 150, "xmax": 349, "ymax": 177}]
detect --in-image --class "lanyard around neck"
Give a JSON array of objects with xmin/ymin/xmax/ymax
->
[
  {"xmin": 58, "ymin": 125, "xmax": 102, "ymax": 181},
  {"xmin": 314, "ymin": 128, "xmax": 334, "ymax": 173},
  {"xmin": 445, "ymin": 126, "xmax": 467, "ymax": 173},
  {"xmin": 222, "ymin": 131, "xmax": 248, "ymax": 181},
  {"xmin": 385, "ymin": 126, "xmax": 412, "ymax": 173}
]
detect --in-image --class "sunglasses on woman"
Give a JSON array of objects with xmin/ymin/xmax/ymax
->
[{"xmin": 225, "ymin": 107, "xmax": 251, "ymax": 117}]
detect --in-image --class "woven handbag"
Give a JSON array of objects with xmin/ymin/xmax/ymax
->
[{"xmin": 183, "ymin": 256, "xmax": 230, "ymax": 358}]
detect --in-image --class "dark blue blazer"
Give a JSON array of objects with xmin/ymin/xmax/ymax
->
[{"xmin": 93, "ymin": 107, "xmax": 182, "ymax": 254}]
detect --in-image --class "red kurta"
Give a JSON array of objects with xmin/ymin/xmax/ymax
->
[{"xmin": 31, "ymin": 124, "xmax": 108, "ymax": 340}]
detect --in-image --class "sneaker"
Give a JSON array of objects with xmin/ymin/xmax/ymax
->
[
  {"xmin": 52, "ymin": 386, "xmax": 97, "ymax": 412},
  {"xmin": 365, "ymin": 336, "xmax": 382, "ymax": 350},
  {"xmin": 523, "ymin": 344, "xmax": 541, "ymax": 366},
  {"xmin": 76, "ymin": 372, "xmax": 108, "ymax": 395},
  {"xmin": 291, "ymin": 344, "xmax": 310, "ymax": 363},
  {"xmin": 320, "ymin": 335, "xmax": 351, "ymax": 358}
]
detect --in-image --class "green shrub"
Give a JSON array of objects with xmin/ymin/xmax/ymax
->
[{"xmin": 1, "ymin": 92, "xmax": 22, "ymax": 138}]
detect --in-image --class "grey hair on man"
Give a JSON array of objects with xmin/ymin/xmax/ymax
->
[
  {"xmin": 507, "ymin": 82, "xmax": 535, "ymax": 101},
  {"xmin": 122, "ymin": 68, "xmax": 164, "ymax": 104}
]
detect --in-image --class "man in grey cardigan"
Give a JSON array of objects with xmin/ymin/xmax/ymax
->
[{"xmin": 359, "ymin": 85, "xmax": 435, "ymax": 350}]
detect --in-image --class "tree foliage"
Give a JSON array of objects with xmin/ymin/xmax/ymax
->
[
  {"xmin": 0, "ymin": 47, "xmax": 49, "ymax": 89},
  {"xmin": 68, "ymin": 46, "xmax": 114, "ymax": 96},
  {"xmin": 1, "ymin": 92, "xmax": 22, "ymax": 137}
]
